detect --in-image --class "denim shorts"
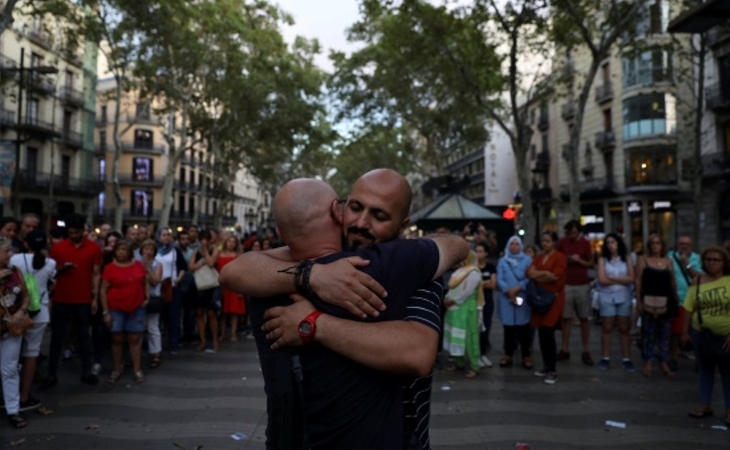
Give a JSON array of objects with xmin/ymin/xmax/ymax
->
[
  {"xmin": 110, "ymin": 307, "xmax": 146, "ymax": 333},
  {"xmin": 598, "ymin": 297, "xmax": 631, "ymax": 317}
]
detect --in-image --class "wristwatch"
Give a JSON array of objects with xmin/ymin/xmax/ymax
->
[{"xmin": 298, "ymin": 311, "xmax": 323, "ymax": 344}]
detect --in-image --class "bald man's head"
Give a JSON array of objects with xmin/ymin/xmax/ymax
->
[
  {"xmin": 273, "ymin": 178, "xmax": 339, "ymax": 246},
  {"xmin": 343, "ymin": 168, "xmax": 412, "ymax": 250}
]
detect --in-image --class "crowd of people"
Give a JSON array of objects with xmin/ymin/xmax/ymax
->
[
  {"xmin": 0, "ymin": 200, "xmax": 729, "ymax": 439},
  {"xmin": 0, "ymin": 212, "xmax": 275, "ymax": 429},
  {"xmin": 445, "ymin": 220, "xmax": 730, "ymax": 426}
]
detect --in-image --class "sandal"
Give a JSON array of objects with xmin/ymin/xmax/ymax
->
[
  {"xmin": 8, "ymin": 413, "xmax": 28, "ymax": 429},
  {"xmin": 36, "ymin": 404, "xmax": 54, "ymax": 416},
  {"xmin": 105, "ymin": 371, "xmax": 121, "ymax": 384},
  {"xmin": 149, "ymin": 357, "xmax": 161, "ymax": 369},
  {"xmin": 499, "ymin": 356, "xmax": 513, "ymax": 368},
  {"xmin": 134, "ymin": 371, "xmax": 144, "ymax": 384},
  {"xmin": 660, "ymin": 363, "xmax": 676, "ymax": 380},
  {"xmin": 688, "ymin": 407, "xmax": 713, "ymax": 418},
  {"xmin": 522, "ymin": 357, "xmax": 533, "ymax": 370},
  {"xmin": 464, "ymin": 370, "xmax": 478, "ymax": 379}
]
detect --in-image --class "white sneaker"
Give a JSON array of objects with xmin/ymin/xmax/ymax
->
[
  {"xmin": 479, "ymin": 355, "xmax": 493, "ymax": 368},
  {"xmin": 91, "ymin": 363, "xmax": 102, "ymax": 376}
]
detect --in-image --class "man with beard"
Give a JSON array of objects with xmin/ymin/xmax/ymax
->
[{"xmin": 221, "ymin": 169, "xmax": 457, "ymax": 448}]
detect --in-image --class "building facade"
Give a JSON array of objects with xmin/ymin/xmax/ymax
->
[{"xmin": 0, "ymin": 5, "xmax": 99, "ymax": 223}]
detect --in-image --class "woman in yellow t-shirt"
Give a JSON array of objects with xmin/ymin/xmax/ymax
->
[{"xmin": 681, "ymin": 246, "xmax": 730, "ymax": 425}]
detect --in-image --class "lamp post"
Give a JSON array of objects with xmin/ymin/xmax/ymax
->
[{"xmin": 0, "ymin": 47, "xmax": 59, "ymax": 215}]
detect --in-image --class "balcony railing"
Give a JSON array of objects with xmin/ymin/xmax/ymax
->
[
  {"xmin": 118, "ymin": 175, "xmax": 164, "ymax": 186},
  {"xmin": 594, "ymin": 82, "xmax": 613, "ymax": 104},
  {"xmin": 17, "ymin": 116, "xmax": 59, "ymax": 138},
  {"xmin": 581, "ymin": 177, "xmax": 613, "ymax": 194},
  {"xmin": 60, "ymin": 87, "xmax": 84, "ymax": 107},
  {"xmin": 27, "ymin": 29, "xmax": 52, "ymax": 49},
  {"xmin": 60, "ymin": 129, "xmax": 83, "ymax": 148},
  {"xmin": 0, "ymin": 53, "xmax": 16, "ymax": 70},
  {"xmin": 0, "ymin": 108, "xmax": 16, "ymax": 127},
  {"xmin": 124, "ymin": 209, "xmax": 162, "ymax": 221},
  {"xmin": 561, "ymin": 101, "xmax": 576, "ymax": 121},
  {"xmin": 595, "ymin": 129, "xmax": 616, "ymax": 150},
  {"xmin": 537, "ymin": 112, "xmax": 549, "ymax": 130},
  {"xmin": 707, "ymin": 26, "xmax": 730, "ymax": 48},
  {"xmin": 701, "ymin": 152, "xmax": 730, "ymax": 179},
  {"xmin": 28, "ymin": 75, "xmax": 55, "ymax": 95},
  {"xmin": 120, "ymin": 142, "xmax": 166, "ymax": 154},
  {"xmin": 706, "ymin": 83, "xmax": 730, "ymax": 111},
  {"xmin": 19, "ymin": 170, "xmax": 104, "ymax": 195}
]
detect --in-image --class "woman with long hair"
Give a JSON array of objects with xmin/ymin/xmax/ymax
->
[
  {"xmin": 100, "ymin": 240, "xmax": 148, "ymax": 383},
  {"xmin": 527, "ymin": 231, "xmax": 567, "ymax": 385},
  {"xmin": 443, "ymin": 250, "xmax": 484, "ymax": 378},
  {"xmin": 217, "ymin": 235, "xmax": 245, "ymax": 342},
  {"xmin": 636, "ymin": 234, "xmax": 678, "ymax": 378},
  {"xmin": 495, "ymin": 236, "xmax": 533, "ymax": 369},
  {"xmin": 596, "ymin": 233, "xmax": 635, "ymax": 371},
  {"xmin": 0, "ymin": 236, "xmax": 30, "ymax": 428},
  {"xmin": 682, "ymin": 247, "xmax": 730, "ymax": 425},
  {"xmin": 10, "ymin": 231, "xmax": 56, "ymax": 415}
]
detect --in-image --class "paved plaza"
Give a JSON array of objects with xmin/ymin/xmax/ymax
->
[{"xmin": 2, "ymin": 322, "xmax": 729, "ymax": 450}]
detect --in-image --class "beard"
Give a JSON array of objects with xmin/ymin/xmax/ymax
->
[{"xmin": 344, "ymin": 226, "xmax": 376, "ymax": 251}]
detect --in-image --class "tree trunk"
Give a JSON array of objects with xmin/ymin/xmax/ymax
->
[
  {"xmin": 112, "ymin": 76, "xmax": 124, "ymax": 231},
  {"xmin": 514, "ymin": 144, "xmax": 536, "ymax": 244},
  {"xmin": 567, "ymin": 57, "xmax": 601, "ymax": 219},
  {"xmin": 159, "ymin": 107, "xmax": 187, "ymax": 228},
  {"xmin": 0, "ymin": 0, "xmax": 19, "ymax": 37},
  {"xmin": 692, "ymin": 35, "xmax": 705, "ymax": 244}
]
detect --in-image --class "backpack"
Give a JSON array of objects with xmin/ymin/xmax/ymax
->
[{"xmin": 21, "ymin": 255, "xmax": 43, "ymax": 316}]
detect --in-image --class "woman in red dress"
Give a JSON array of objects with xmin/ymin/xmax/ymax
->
[
  {"xmin": 527, "ymin": 231, "xmax": 567, "ymax": 385},
  {"xmin": 217, "ymin": 235, "xmax": 245, "ymax": 342}
]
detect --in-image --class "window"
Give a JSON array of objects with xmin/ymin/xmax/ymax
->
[
  {"xmin": 622, "ymin": 49, "xmax": 672, "ymax": 89},
  {"xmin": 26, "ymin": 147, "xmax": 38, "ymax": 175},
  {"xmin": 636, "ymin": 0, "xmax": 671, "ymax": 36},
  {"xmin": 179, "ymin": 167, "xmax": 186, "ymax": 183},
  {"xmin": 133, "ymin": 128, "xmax": 154, "ymax": 149},
  {"xmin": 97, "ymin": 192, "xmax": 105, "ymax": 214},
  {"xmin": 136, "ymin": 102, "xmax": 150, "ymax": 120},
  {"xmin": 63, "ymin": 110, "xmax": 72, "ymax": 136},
  {"xmin": 98, "ymin": 158, "xmax": 106, "ymax": 181},
  {"xmin": 26, "ymin": 99, "xmax": 39, "ymax": 122},
  {"xmin": 627, "ymin": 147, "xmax": 676, "ymax": 186},
  {"xmin": 65, "ymin": 70, "xmax": 73, "ymax": 88},
  {"xmin": 131, "ymin": 190, "xmax": 152, "ymax": 216},
  {"xmin": 188, "ymin": 195, "xmax": 195, "ymax": 214},
  {"xmin": 100, "ymin": 105, "xmax": 107, "ymax": 122},
  {"xmin": 132, "ymin": 157, "xmax": 153, "ymax": 181},
  {"xmin": 622, "ymin": 93, "xmax": 676, "ymax": 140},
  {"xmin": 99, "ymin": 130, "xmax": 107, "ymax": 151},
  {"xmin": 178, "ymin": 194, "xmax": 185, "ymax": 215},
  {"xmin": 61, "ymin": 155, "xmax": 71, "ymax": 184}
]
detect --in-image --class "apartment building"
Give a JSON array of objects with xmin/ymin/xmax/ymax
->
[
  {"xmin": 669, "ymin": 0, "xmax": 730, "ymax": 248},
  {"xmin": 94, "ymin": 77, "xmax": 264, "ymax": 231},
  {"xmin": 444, "ymin": 147, "xmax": 486, "ymax": 203},
  {"xmin": 0, "ymin": 5, "xmax": 98, "ymax": 222},
  {"xmin": 534, "ymin": 0, "xmax": 695, "ymax": 252}
]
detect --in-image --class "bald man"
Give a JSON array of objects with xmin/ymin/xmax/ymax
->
[{"xmin": 223, "ymin": 177, "xmax": 467, "ymax": 449}]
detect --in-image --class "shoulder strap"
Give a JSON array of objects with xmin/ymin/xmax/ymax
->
[
  {"xmin": 672, "ymin": 253, "xmax": 691, "ymax": 285},
  {"xmin": 23, "ymin": 254, "xmax": 30, "ymax": 273},
  {"xmin": 695, "ymin": 277, "xmax": 703, "ymax": 326}
]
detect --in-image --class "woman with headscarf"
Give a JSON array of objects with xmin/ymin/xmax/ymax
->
[
  {"xmin": 496, "ymin": 236, "xmax": 534, "ymax": 369},
  {"xmin": 443, "ymin": 250, "xmax": 484, "ymax": 378}
]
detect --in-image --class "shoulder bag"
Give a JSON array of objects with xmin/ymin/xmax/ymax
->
[
  {"xmin": 193, "ymin": 250, "xmax": 219, "ymax": 291},
  {"xmin": 1, "ymin": 268, "xmax": 34, "ymax": 336},
  {"xmin": 694, "ymin": 279, "xmax": 730, "ymax": 361},
  {"xmin": 525, "ymin": 280, "xmax": 556, "ymax": 315},
  {"xmin": 21, "ymin": 255, "xmax": 42, "ymax": 317}
]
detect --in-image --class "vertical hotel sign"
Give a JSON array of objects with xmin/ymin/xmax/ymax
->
[{"xmin": 0, "ymin": 140, "xmax": 16, "ymax": 203}]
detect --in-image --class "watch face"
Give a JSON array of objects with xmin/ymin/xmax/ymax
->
[{"xmin": 299, "ymin": 322, "xmax": 313, "ymax": 335}]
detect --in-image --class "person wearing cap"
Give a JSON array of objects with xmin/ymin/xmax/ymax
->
[{"xmin": 10, "ymin": 231, "xmax": 56, "ymax": 415}]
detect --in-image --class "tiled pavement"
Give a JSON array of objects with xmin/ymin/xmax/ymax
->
[{"xmin": 2, "ymin": 324, "xmax": 729, "ymax": 450}]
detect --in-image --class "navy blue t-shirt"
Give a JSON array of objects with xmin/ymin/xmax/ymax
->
[{"xmin": 249, "ymin": 238, "xmax": 439, "ymax": 450}]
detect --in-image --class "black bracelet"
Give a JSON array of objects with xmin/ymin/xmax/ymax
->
[{"xmin": 295, "ymin": 260, "xmax": 314, "ymax": 298}]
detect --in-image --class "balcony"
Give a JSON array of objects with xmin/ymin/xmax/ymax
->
[
  {"xmin": 27, "ymin": 29, "xmax": 52, "ymax": 49},
  {"xmin": 28, "ymin": 75, "xmax": 55, "ymax": 95},
  {"xmin": 581, "ymin": 177, "xmax": 614, "ymax": 198},
  {"xmin": 537, "ymin": 111, "xmax": 549, "ymax": 131},
  {"xmin": 17, "ymin": 116, "xmax": 59, "ymax": 139},
  {"xmin": 0, "ymin": 53, "xmax": 16, "ymax": 70},
  {"xmin": 701, "ymin": 152, "xmax": 730, "ymax": 179},
  {"xmin": 95, "ymin": 116, "xmax": 107, "ymax": 127},
  {"xmin": 594, "ymin": 82, "xmax": 613, "ymax": 104},
  {"xmin": 19, "ymin": 170, "xmax": 104, "ymax": 196},
  {"xmin": 707, "ymin": 26, "xmax": 730, "ymax": 49},
  {"xmin": 64, "ymin": 49, "xmax": 83, "ymax": 68},
  {"xmin": 594, "ymin": 129, "xmax": 616, "ymax": 151},
  {"xmin": 60, "ymin": 87, "xmax": 84, "ymax": 107},
  {"xmin": 0, "ymin": 108, "xmax": 16, "ymax": 128},
  {"xmin": 706, "ymin": 83, "xmax": 730, "ymax": 112},
  {"xmin": 561, "ymin": 100, "xmax": 576, "ymax": 121},
  {"xmin": 60, "ymin": 129, "xmax": 83, "ymax": 149},
  {"xmin": 118, "ymin": 175, "xmax": 164, "ymax": 187},
  {"xmin": 120, "ymin": 141, "xmax": 166, "ymax": 154},
  {"xmin": 124, "ymin": 209, "xmax": 161, "ymax": 221},
  {"xmin": 530, "ymin": 151, "xmax": 550, "ymax": 173}
]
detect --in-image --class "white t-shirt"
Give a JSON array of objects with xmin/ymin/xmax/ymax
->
[{"xmin": 10, "ymin": 253, "xmax": 57, "ymax": 323}]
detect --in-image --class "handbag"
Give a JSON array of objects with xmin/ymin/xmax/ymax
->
[
  {"xmin": 147, "ymin": 295, "xmax": 163, "ymax": 314},
  {"xmin": 643, "ymin": 295, "xmax": 668, "ymax": 316},
  {"xmin": 161, "ymin": 278, "xmax": 173, "ymax": 303},
  {"xmin": 695, "ymin": 281, "xmax": 730, "ymax": 361},
  {"xmin": 21, "ymin": 255, "xmax": 42, "ymax": 316},
  {"xmin": 525, "ymin": 280, "xmax": 555, "ymax": 315},
  {"xmin": 194, "ymin": 264, "xmax": 219, "ymax": 290}
]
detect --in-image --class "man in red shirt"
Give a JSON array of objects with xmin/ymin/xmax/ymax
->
[
  {"xmin": 556, "ymin": 220, "xmax": 595, "ymax": 366},
  {"xmin": 43, "ymin": 214, "xmax": 102, "ymax": 388}
]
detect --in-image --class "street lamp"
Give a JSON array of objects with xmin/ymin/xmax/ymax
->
[{"xmin": 0, "ymin": 47, "xmax": 59, "ymax": 215}]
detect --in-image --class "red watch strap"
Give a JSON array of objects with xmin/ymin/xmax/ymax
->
[{"xmin": 299, "ymin": 310, "xmax": 323, "ymax": 344}]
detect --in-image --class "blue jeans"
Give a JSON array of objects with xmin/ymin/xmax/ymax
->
[{"xmin": 691, "ymin": 329, "xmax": 730, "ymax": 408}]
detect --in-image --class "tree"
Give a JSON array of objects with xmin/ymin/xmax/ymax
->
[
  {"xmin": 0, "ymin": 0, "xmax": 21, "ymax": 37},
  {"xmin": 551, "ymin": 0, "xmax": 644, "ymax": 219},
  {"xmin": 329, "ymin": 0, "xmax": 499, "ymax": 182}
]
